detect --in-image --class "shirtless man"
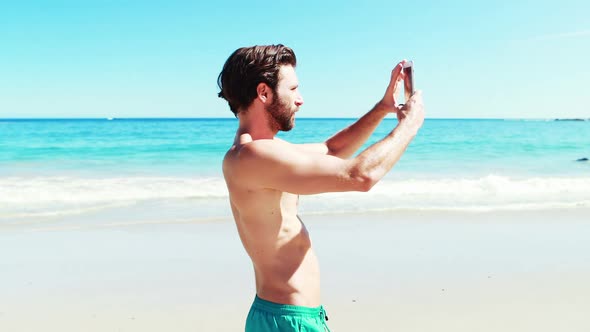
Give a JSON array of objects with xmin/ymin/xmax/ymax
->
[{"xmin": 219, "ymin": 45, "xmax": 424, "ymax": 332}]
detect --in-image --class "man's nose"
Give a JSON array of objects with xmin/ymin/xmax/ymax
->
[{"xmin": 295, "ymin": 94, "xmax": 304, "ymax": 107}]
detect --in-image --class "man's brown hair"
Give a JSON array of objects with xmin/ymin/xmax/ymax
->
[{"xmin": 217, "ymin": 44, "xmax": 297, "ymax": 116}]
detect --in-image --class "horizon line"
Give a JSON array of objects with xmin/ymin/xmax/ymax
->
[{"xmin": 2, "ymin": 117, "xmax": 588, "ymax": 121}]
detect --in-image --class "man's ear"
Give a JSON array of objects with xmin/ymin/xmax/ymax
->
[{"xmin": 256, "ymin": 83, "xmax": 272, "ymax": 104}]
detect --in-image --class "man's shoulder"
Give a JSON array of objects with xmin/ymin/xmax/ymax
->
[
  {"xmin": 224, "ymin": 139, "xmax": 294, "ymax": 179},
  {"xmin": 235, "ymin": 138, "xmax": 293, "ymax": 162}
]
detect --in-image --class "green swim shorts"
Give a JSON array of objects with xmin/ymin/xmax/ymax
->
[{"xmin": 245, "ymin": 295, "xmax": 331, "ymax": 332}]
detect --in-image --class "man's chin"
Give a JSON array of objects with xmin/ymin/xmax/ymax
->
[{"xmin": 280, "ymin": 120, "xmax": 295, "ymax": 132}]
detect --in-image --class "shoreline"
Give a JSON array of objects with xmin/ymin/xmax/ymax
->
[{"xmin": 2, "ymin": 205, "xmax": 590, "ymax": 233}]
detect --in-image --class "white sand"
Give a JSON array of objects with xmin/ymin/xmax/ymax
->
[{"xmin": 1, "ymin": 208, "xmax": 589, "ymax": 331}]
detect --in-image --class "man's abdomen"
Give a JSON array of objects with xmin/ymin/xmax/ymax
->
[{"xmin": 254, "ymin": 247, "xmax": 321, "ymax": 307}]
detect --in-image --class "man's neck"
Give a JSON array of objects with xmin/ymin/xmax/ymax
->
[{"xmin": 236, "ymin": 107, "xmax": 278, "ymax": 141}]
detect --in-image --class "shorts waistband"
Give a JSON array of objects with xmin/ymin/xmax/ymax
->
[{"xmin": 251, "ymin": 295, "xmax": 325, "ymax": 317}]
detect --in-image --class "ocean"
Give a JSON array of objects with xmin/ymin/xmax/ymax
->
[{"xmin": 1, "ymin": 118, "xmax": 589, "ymax": 228}]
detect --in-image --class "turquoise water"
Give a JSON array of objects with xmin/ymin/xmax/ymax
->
[
  {"xmin": 1, "ymin": 118, "xmax": 589, "ymax": 225},
  {"xmin": 2, "ymin": 118, "xmax": 589, "ymax": 177}
]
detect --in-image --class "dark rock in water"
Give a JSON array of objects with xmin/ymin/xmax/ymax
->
[{"xmin": 577, "ymin": 158, "xmax": 589, "ymax": 162}]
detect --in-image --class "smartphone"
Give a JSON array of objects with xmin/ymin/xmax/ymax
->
[{"xmin": 402, "ymin": 61, "xmax": 414, "ymax": 103}]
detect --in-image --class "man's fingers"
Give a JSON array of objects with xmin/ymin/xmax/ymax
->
[
  {"xmin": 400, "ymin": 90, "xmax": 423, "ymax": 110},
  {"xmin": 408, "ymin": 90, "xmax": 423, "ymax": 103},
  {"xmin": 391, "ymin": 61, "xmax": 405, "ymax": 79},
  {"xmin": 388, "ymin": 61, "xmax": 406, "ymax": 94},
  {"xmin": 398, "ymin": 104, "xmax": 409, "ymax": 112},
  {"xmin": 384, "ymin": 60, "xmax": 410, "ymax": 108}
]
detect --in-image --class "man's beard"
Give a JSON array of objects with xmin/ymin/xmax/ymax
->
[{"xmin": 266, "ymin": 94, "xmax": 295, "ymax": 132}]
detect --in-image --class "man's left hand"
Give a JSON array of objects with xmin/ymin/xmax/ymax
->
[{"xmin": 377, "ymin": 60, "xmax": 407, "ymax": 113}]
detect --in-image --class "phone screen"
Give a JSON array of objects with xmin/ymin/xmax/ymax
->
[{"xmin": 403, "ymin": 62, "xmax": 414, "ymax": 103}]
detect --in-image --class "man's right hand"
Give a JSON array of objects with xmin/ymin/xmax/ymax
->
[{"xmin": 396, "ymin": 90, "xmax": 425, "ymax": 135}]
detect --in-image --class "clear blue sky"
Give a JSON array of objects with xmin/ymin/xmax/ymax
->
[{"xmin": 1, "ymin": 0, "xmax": 588, "ymax": 119}]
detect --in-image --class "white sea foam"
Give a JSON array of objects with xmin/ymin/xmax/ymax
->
[
  {"xmin": 301, "ymin": 175, "xmax": 590, "ymax": 212},
  {"xmin": 0, "ymin": 176, "xmax": 227, "ymax": 204},
  {"xmin": 1, "ymin": 175, "xmax": 589, "ymax": 221},
  {"xmin": 0, "ymin": 176, "xmax": 228, "ymax": 222}
]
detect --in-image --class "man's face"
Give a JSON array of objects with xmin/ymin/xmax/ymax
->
[{"xmin": 266, "ymin": 65, "xmax": 304, "ymax": 132}]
